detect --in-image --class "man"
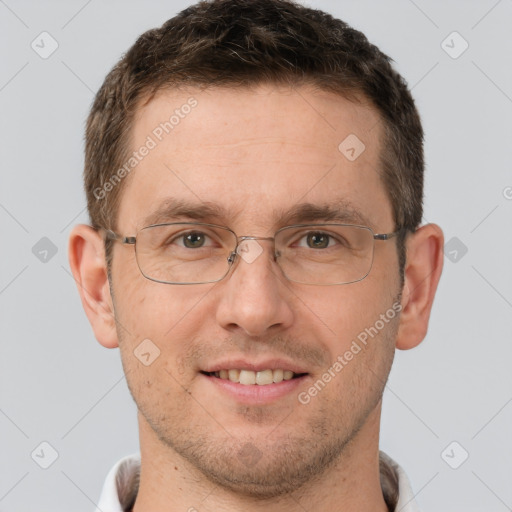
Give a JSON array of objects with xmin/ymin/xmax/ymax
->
[{"xmin": 68, "ymin": 0, "xmax": 443, "ymax": 510}]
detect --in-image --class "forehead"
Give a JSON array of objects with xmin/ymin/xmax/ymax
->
[{"xmin": 117, "ymin": 84, "xmax": 392, "ymax": 232}]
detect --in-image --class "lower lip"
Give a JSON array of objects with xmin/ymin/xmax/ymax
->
[{"xmin": 200, "ymin": 373, "xmax": 308, "ymax": 404}]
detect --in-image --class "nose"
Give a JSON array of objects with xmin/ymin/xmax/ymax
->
[{"xmin": 215, "ymin": 238, "xmax": 294, "ymax": 337}]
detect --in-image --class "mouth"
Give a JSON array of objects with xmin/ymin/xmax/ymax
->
[
  {"xmin": 200, "ymin": 368, "xmax": 308, "ymax": 386},
  {"xmin": 198, "ymin": 361, "xmax": 310, "ymax": 404}
]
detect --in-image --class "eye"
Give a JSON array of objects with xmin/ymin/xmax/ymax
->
[
  {"xmin": 298, "ymin": 232, "xmax": 336, "ymax": 249},
  {"xmin": 175, "ymin": 231, "xmax": 213, "ymax": 249}
]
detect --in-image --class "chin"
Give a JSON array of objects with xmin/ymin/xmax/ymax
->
[{"xmin": 166, "ymin": 423, "xmax": 349, "ymax": 499}]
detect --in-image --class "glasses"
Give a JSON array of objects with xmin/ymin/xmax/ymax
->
[{"xmin": 105, "ymin": 222, "xmax": 400, "ymax": 286}]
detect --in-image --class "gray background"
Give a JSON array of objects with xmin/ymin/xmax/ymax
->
[{"xmin": 1, "ymin": 0, "xmax": 511, "ymax": 510}]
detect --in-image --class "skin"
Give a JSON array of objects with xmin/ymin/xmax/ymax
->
[{"xmin": 69, "ymin": 84, "xmax": 444, "ymax": 512}]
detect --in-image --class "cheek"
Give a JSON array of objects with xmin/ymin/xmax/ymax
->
[
  {"xmin": 294, "ymin": 275, "xmax": 398, "ymax": 352},
  {"xmin": 112, "ymin": 274, "xmax": 219, "ymax": 392},
  {"xmin": 122, "ymin": 352, "xmax": 191, "ymax": 430},
  {"xmin": 305, "ymin": 287, "xmax": 399, "ymax": 398},
  {"xmin": 113, "ymin": 253, "xmax": 216, "ymax": 341},
  {"xmin": 112, "ymin": 284, "xmax": 208, "ymax": 418},
  {"xmin": 291, "ymin": 276, "xmax": 400, "ymax": 407}
]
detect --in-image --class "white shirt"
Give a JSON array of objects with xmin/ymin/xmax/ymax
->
[{"xmin": 94, "ymin": 451, "xmax": 420, "ymax": 512}]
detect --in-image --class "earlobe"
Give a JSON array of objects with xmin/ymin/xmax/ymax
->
[
  {"xmin": 68, "ymin": 224, "xmax": 119, "ymax": 349},
  {"xmin": 396, "ymin": 223, "xmax": 444, "ymax": 350}
]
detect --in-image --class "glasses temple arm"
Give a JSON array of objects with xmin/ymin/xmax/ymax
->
[
  {"xmin": 103, "ymin": 229, "xmax": 136, "ymax": 245},
  {"xmin": 373, "ymin": 229, "xmax": 405, "ymax": 241}
]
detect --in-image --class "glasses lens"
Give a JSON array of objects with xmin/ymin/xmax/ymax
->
[
  {"xmin": 135, "ymin": 223, "xmax": 236, "ymax": 284},
  {"xmin": 275, "ymin": 224, "xmax": 374, "ymax": 285}
]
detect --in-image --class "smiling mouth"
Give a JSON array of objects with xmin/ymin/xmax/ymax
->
[{"xmin": 201, "ymin": 369, "xmax": 308, "ymax": 386}]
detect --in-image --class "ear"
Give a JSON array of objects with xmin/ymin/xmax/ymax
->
[
  {"xmin": 396, "ymin": 223, "xmax": 444, "ymax": 350},
  {"xmin": 68, "ymin": 224, "xmax": 119, "ymax": 348}
]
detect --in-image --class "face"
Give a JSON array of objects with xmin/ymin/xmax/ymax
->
[{"xmin": 111, "ymin": 84, "xmax": 402, "ymax": 497}]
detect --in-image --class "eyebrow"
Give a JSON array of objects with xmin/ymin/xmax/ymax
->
[
  {"xmin": 141, "ymin": 198, "xmax": 372, "ymax": 230},
  {"xmin": 142, "ymin": 199, "xmax": 232, "ymax": 227},
  {"xmin": 274, "ymin": 201, "xmax": 371, "ymax": 228}
]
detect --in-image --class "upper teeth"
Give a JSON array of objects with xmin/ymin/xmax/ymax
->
[{"xmin": 214, "ymin": 369, "xmax": 295, "ymax": 385}]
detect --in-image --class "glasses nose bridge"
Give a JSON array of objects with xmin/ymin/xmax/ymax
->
[
  {"xmin": 237, "ymin": 235, "xmax": 275, "ymax": 243},
  {"xmin": 236, "ymin": 235, "xmax": 277, "ymax": 254},
  {"xmin": 227, "ymin": 234, "xmax": 278, "ymax": 265}
]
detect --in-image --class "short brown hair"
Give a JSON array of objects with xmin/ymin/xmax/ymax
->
[{"xmin": 85, "ymin": 0, "xmax": 424, "ymax": 269}]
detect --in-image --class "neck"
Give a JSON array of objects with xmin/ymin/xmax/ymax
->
[{"xmin": 132, "ymin": 406, "xmax": 390, "ymax": 512}]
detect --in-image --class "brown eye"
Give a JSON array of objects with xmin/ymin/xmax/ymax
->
[
  {"xmin": 306, "ymin": 232, "xmax": 330, "ymax": 249},
  {"xmin": 183, "ymin": 232, "xmax": 206, "ymax": 248}
]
